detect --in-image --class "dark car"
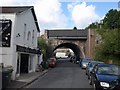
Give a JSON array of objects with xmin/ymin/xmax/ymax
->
[
  {"xmin": 89, "ymin": 63, "xmax": 120, "ymax": 90},
  {"xmin": 69, "ymin": 56, "xmax": 76, "ymax": 62},
  {"xmin": 86, "ymin": 61, "xmax": 104, "ymax": 79}
]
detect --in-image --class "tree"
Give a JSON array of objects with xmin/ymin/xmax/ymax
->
[
  {"xmin": 85, "ymin": 22, "xmax": 99, "ymax": 29},
  {"xmin": 103, "ymin": 9, "xmax": 120, "ymax": 29},
  {"xmin": 87, "ymin": 9, "xmax": 120, "ymax": 30},
  {"xmin": 94, "ymin": 30, "xmax": 120, "ymax": 64},
  {"xmin": 87, "ymin": 9, "xmax": 120, "ymax": 65},
  {"xmin": 37, "ymin": 37, "xmax": 47, "ymax": 60}
]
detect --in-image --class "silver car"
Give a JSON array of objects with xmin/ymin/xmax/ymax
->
[{"xmin": 81, "ymin": 60, "xmax": 91, "ymax": 69}]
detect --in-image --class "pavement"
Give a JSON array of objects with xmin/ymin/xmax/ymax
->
[{"xmin": 4, "ymin": 69, "xmax": 48, "ymax": 89}]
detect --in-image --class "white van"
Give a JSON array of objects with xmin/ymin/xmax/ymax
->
[{"xmin": 56, "ymin": 52, "xmax": 68, "ymax": 59}]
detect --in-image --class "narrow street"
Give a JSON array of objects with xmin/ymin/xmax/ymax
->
[
  {"xmin": 1, "ymin": 3, "xmax": 120, "ymax": 90},
  {"xmin": 24, "ymin": 58, "xmax": 93, "ymax": 88}
]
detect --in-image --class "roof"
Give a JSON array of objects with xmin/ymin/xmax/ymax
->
[
  {"xmin": 0, "ymin": 6, "xmax": 40, "ymax": 32},
  {"xmin": 46, "ymin": 29, "xmax": 88, "ymax": 39}
]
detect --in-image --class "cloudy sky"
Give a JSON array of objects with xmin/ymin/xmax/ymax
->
[{"xmin": 1, "ymin": 0, "xmax": 119, "ymax": 34}]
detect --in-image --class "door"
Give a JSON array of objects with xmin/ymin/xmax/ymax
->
[{"xmin": 20, "ymin": 54, "xmax": 29, "ymax": 73}]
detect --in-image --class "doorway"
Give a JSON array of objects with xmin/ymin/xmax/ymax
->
[{"xmin": 20, "ymin": 54, "xmax": 29, "ymax": 73}]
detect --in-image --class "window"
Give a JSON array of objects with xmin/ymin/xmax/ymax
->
[
  {"xmin": 27, "ymin": 31, "xmax": 31, "ymax": 41},
  {"xmin": 24, "ymin": 24, "xmax": 26, "ymax": 42},
  {"xmin": 93, "ymin": 65, "xmax": 98, "ymax": 72},
  {"xmin": 96, "ymin": 40, "xmax": 99, "ymax": 44},
  {"xmin": 97, "ymin": 66, "xmax": 119, "ymax": 75},
  {"xmin": 0, "ymin": 19, "xmax": 12, "ymax": 47},
  {"xmin": 32, "ymin": 30, "xmax": 34, "ymax": 44}
]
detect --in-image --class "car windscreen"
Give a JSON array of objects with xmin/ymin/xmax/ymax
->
[
  {"xmin": 48, "ymin": 59, "xmax": 55, "ymax": 62},
  {"xmin": 97, "ymin": 65, "xmax": 120, "ymax": 75},
  {"xmin": 82, "ymin": 60, "xmax": 90, "ymax": 63},
  {"xmin": 89, "ymin": 63, "xmax": 93, "ymax": 67},
  {"xmin": 48, "ymin": 60, "xmax": 52, "ymax": 62},
  {"xmin": 83, "ymin": 58, "xmax": 93, "ymax": 61},
  {"xmin": 90, "ymin": 62, "xmax": 101, "ymax": 67}
]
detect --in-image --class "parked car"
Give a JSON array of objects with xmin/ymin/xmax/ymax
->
[
  {"xmin": 48, "ymin": 57, "xmax": 57, "ymax": 68},
  {"xmin": 79, "ymin": 58, "xmax": 93, "ymax": 67},
  {"xmin": 80, "ymin": 60, "xmax": 91, "ymax": 69},
  {"xmin": 75, "ymin": 60, "xmax": 79, "ymax": 64},
  {"xmin": 56, "ymin": 52, "xmax": 68, "ymax": 59},
  {"xmin": 89, "ymin": 63, "xmax": 120, "ymax": 90},
  {"xmin": 69, "ymin": 56, "xmax": 76, "ymax": 62},
  {"xmin": 86, "ymin": 61, "xmax": 104, "ymax": 79}
]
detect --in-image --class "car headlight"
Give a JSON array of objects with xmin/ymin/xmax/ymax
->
[
  {"xmin": 83, "ymin": 64, "xmax": 86, "ymax": 66},
  {"xmin": 100, "ymin": 82, "xmax": 110, "ymax": 88}
]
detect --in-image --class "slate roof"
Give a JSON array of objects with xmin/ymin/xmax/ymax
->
[
  {"xmin": 1, "ymin": 6, "xmax": 32, "ymax": 13},
  {"xmin": 0, "ymin": 6, "xmax": 40, "ymax": 32},
  {"xmin": 46, "ymin": 29, "xmax": 88, "ymax": 39}
]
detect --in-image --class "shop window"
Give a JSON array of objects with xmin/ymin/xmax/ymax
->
[{"xmin": 0, "ymin": 19, "xmax": 12, "ymax": 47}]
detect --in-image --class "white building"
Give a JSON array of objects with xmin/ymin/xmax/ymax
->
[{"xmin": 0, "ymin": 6, "xmax": 40, "ymax": 80}]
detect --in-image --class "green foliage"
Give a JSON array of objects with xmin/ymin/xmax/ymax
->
[
  {"xmin": 37, "ymin": 37, "xmax": 47, "ymax": 57},
  {"xmin": 86, "ymin": 22, "xmax": 98, "ymax": 29},
  {"xmin": 95, "ymin": 30, "xmax": 120, "ymax": 62},
  {"xmin": 87, "ymin": 9, "xmax": 120, "ymax": 30},
  {"xmin": 86, "ymin": 9, "xmax": 120, "ymax": 65},
  {"xmin": 103, "ymin": 9, "xmax": 120, "ymax": 29}
]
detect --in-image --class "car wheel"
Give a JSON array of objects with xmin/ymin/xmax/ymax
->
[
  {"xmin": 93, "ymin": 83, "xmax": 96, "ymax": 90},
  {"xmin": 93, "ymin": 83, "xmax": 99, "ymax": 90}
]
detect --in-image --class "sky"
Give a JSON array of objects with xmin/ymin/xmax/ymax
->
[{"xmin": 1, "ymin": 0, "xmax": 119, "ymax": 34}]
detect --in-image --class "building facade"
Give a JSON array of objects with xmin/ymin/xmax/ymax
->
[{"xmin": 0, "ymin": 6, "xmax": 40, "ymax": 80}]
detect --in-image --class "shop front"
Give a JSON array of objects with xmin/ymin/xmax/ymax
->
[{"xmin": 16, "ymin": 45, "xmax": 41, "ymax": 77}]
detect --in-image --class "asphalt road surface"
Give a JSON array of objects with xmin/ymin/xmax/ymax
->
[{"xmin": 24, "ymin": 58, "xmax": 93, "ymax": 89}]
